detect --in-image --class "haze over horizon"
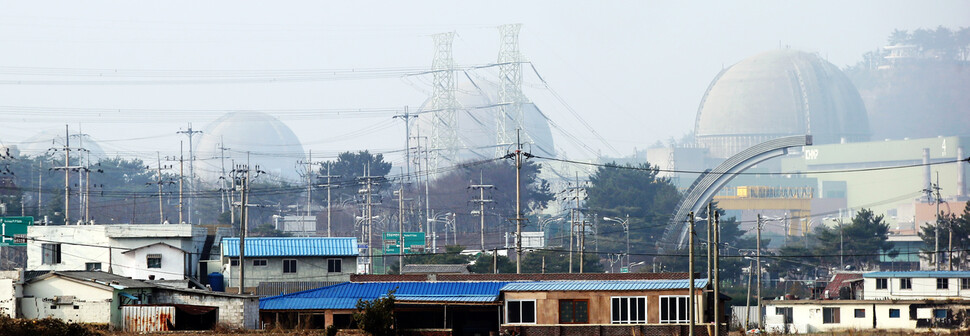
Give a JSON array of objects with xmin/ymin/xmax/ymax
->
[{"xmin": 1, "ymin": 1, "xmax": 968, "ymax": 169}]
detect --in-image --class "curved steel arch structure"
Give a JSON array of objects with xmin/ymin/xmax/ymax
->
[{"xmin": 662, "ymin": 135, "xmax": 813, "ymax": 250}]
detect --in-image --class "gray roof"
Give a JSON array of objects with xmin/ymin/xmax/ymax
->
[
  {"xmin": 31, "ymin": 271, "xmax": 156, "ymax": 289},
  {"xmin": 402, "ymin": 264, "xmax": 469, "ymax": 274}
]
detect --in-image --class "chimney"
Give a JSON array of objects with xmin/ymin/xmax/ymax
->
[
  {"xmin": 959, "ymin": 147, "xmax": 966, "ymax": 198},
  {"xmin": 923, "ymin": 148, "xmax": 931, "ymax": 202}
]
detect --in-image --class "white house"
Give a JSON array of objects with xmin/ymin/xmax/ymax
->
[
  {"xmin": 862, "ymin": 271, "xmax": 970, "ymax": 300},
  {"xmin": 766, "ymin": 271, "xmax": 970, "ymax": 333},
  {"xmin": 18, "ymin": 270, "xmax": 259, "ymax": 330},
  {"xmin": 27, "ymin": 224, "xmax": 227, "ymax": 281}
]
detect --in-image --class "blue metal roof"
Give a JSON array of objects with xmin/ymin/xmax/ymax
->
[
  {"xmin": 500, "ymin": 279, "xmax": 709, "ymax": 292},
  {"xmin": 260, "ymin": 282, "xmax": 509, "ymax": 310},
  {"xmin": 222, "ymin": 237, "xmax": 358, "ymax": 257},
  {"xmin": 864, "ymin": 271, "xmax": 970, "ymax": 278}
]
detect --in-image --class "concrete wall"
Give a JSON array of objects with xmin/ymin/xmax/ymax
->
[
  {"xmin": 155, "ymin": 289, "xmax": 260, "ymax": 329},
  {"xmin": 863, "ymin": 277, "xmax": 970, "ymax": 300},
  {"xmin": 20, "ymin": 276, "xmax": 114, "ymax": 324},
  {"xmin": 503, "ymin": 289, "xmax": 706, "ymax": 325},
  {"xmin": 118, "ymin": 244, "xmax": 186, "ymax": 281},
  {"xmin": 766, "ymin": 302, "xmax": 919, "ymax": 333},
  {"xmin": 223, "ymin": 256, "xmax": 356, "ymax": 289}
]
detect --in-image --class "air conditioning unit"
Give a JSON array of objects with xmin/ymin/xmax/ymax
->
[{"xmin": 55, "ymin": 296, "xmax": 75, "ymax": 305}]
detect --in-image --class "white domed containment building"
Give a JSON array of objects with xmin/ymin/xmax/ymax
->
[
  {"xmin": 194, "ymin": 111, "xmax": 306, "ymax": 183},
  {"xmin": 694, "ymin": 49, "xmax": 870, "ymax": 158}
]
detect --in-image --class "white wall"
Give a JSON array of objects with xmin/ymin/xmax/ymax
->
[
  {"xmin": 20, "ymin": 276, "xmax": 113, "ymax": 324},
  {"xmin": 864, "ymin": 277, "xmax": 970, "ymax": 300},
  {"xmin": 118, "ymin": 244, "xmax": 186, "ymax": 281},
  {"xmin": 767, "ymin": 302, "xmax": 918, "ymax": 333},
  {"xmin": 27, "ymin": 224, "xmax": 209, "ymax": 279}
]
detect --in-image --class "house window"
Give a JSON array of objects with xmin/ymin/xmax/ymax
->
[
  {"xmin": 42, "ymin": 243, "xmax": 61, "ymax": 264},
  {"xmin": 875, "ymin": 278, "xmax": 887, "ymax": 289},
  {"xmin": 822, "ymin": 307, "xmax": 840, "ymax": 324},
  {"xmin": 854, "ymin": 309, "xmax": 865, "ymax": 318},
  {"xmin": 775, "ymin": 307, "xmax": 793, "ymax": 324},
  {"xmin": 506, "ymin": 300, "xmax": 536, "ymax": 324},
  {"xmin": 889, "ymin": 309, "xmax": 900, "ymax": 318},
  {"xmin": 283, "ymin": 259, "xmax": 297, "ymax": 273},
  {"xmin": 962, "ymin": 278, "xmax": 970, "ymax": 290},
  {"xmin": 937, "ymin": 278, "xmax": 949, "ymax": 289},
  {"xmin": 146, "ymin": 254, "xmax": 162, "ymax": 269},
  {"xmin": 230, "ymin": 259, "xmax": 239, "ymax": 266},
  {"xmin": 253, "ymin": 259, "xmax": 267, "ymax": 267},
  {"xmin": 933, "ymin": 309, "xmax": 948, "ymax": 319},
  {"xmin": 611, "ymin": 296, "xmax": 647, "ymax": 324},
  {"xmin": 659, "ymin": 296, "xmax": 689, "ymax": 324},
  {"xmin": 558, "ymin": 299, "xmax": 589, "ymax": 324},
  {"xmin": 85, "ymin": 262, "xmax": 102, "ymax": 271},
  {"xmin": 900, "ymin": 278, "xmax": 912, "ymax": 290},
  {"xmin": 328, "ymin": 259, "xmax": 342, "ymax": 273}
]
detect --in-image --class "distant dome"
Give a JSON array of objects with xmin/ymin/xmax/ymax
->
[
  {"xmin": 18, "ymin": 129, "xmax": 108, "ymax": 163},
  {"xmin": 194, "ymin": 111, "xmax": 305, "ymax": 183},
  {"xmin": 415, "ymin": 77, "xmax": 556, "ymax": 164},
  {"xmin": 694, "ymin": 49, "xmax": 870, "ymax": 158}
]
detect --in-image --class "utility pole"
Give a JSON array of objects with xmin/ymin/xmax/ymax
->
[
  {"xmin": 713, "ymin": 211, "xmax": 721, "ymax": 336},
  {"xmin": 218, "ymin": 141, "xmax": 230, "ymax": 215},
  {"xmin": 513, "ymin": 130, "xmax": 527, "ymax": 274},
  {"xmin": 470, "ymin": 171, "xmax": 494, "ymax": 251},
  {"xmin": 924, "ymin": 178, "xmax": 942, "ymax": 270},
  {"xmin": 565, "ymin": 172, "xmax": 585, "ymax": 273},
  {"xmin": 177, "ymin": 123, "xmax": 202, "ymax": 224},
  {"xmin": 394, "ymin": 180, "xmax": 411, "ymax": 271},
  {"xmin": 688, "ymin": 212, "xmax": 695, "ymax": 336},
  {"xmin": 757, "ymin": 214, "xmax": 764, "ymax": 331},
  {"xmin": 707, "ymin": 203, "xmax": 713, "ymax": 280},
  {"xmin": 318, "ymin": 163, "xmax": 340, "ymax": 237},
  {"xmin": 178, "ymin": 142, "xmax": 184, "ymax": 224},
  {"xmin": 359, "ymin": 164, "xmax": 382, "ymax": 274},
  {"xmin": 230, "ymin": 156, "xmax": 262, "ymax": 294},
  {"xmin": 393, "ymin": 106, "xmax": 417, "ymax": 182},
  {"xmin": 49, "ymin": 125, "xmax": 88, "ymax": 225},
  {"xmin": 151, "ymin": 152, "xmax": 174, "ymax": 224}
]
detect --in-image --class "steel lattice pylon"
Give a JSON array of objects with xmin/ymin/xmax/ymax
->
[
  {"xmin": 497, "ymin": 24, "xmax": 529, "ymax": 155},
  {"xmin": 429, "ymin": 32, "xmax": 459, "ymax": 172}
]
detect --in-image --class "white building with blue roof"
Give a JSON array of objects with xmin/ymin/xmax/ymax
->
[
  {"xmin": 863, "ymin": 271, "xmax": 970, "ymax": 300},
  {"xmin": 220, "ymin": 237, "xmax": 358, "ymax": 293}
]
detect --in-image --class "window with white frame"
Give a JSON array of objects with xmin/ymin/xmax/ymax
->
[
  {"xmin": 900, "ymin": 278, "xmax": 912, "ymax": 290},
  {"xmin": 936, "ymin": 278, "xmax": 949, "ymax": 289},
  {"xmin": 506, "ymin": 300, "xmax": 536, "ymax": 324},
  {"xmin": 253, "ymin": 259, "xmax": 267, "ymax": 267},
  {"xmin": 962, "ymin": 278, "xmax": 970, "ymax": 290},
  {"xmin": 659, "ymin": 296, "xmax": 689, "ymax": 324},
  {"xmin": 42, "ymin": 243, "xmax": 61, "ymax": 264},
  {"xmin": 875, "ymin": 278, "xmax": 887, "ymax": 289},
  {"xmin": 611, "ymin": 296, "xmax": 647, "ymax": 324}
]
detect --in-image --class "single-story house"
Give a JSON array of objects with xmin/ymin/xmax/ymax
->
[
  {"xmin": 18, "ymin": 271, "xmax": 259, "ymax": 330},
  {"xmin": 220, "ymin": 237, "xmax": 358, "ymax": 294}
]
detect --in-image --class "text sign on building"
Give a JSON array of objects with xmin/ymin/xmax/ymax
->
[
  {"xmin": 382, "ymin": 232, "xmax": 426, "ymax": 255},
  {"xmin": 0, "ymin": 216, "xmax": 33, "ymax": 246}
]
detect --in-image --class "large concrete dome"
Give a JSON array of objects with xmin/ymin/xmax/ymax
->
[
  {"xmin": 194, "ymin": 111, "xmax": 305, "ymax": 183},
  {"xmin": 694, "ymin": 49, "xmax": 870, "ymax": 158},
  {"xmin": 18, "ymin": 128, "xmax": 108, "ymax": 163}
]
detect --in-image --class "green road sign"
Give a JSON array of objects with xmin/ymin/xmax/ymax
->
[
  {"xmin": 382, "ymin": 232, "xmax": 426, "ymax": 254},
  {"xmin": 0, "ymin": 216, "xmax": 33, "ymax": 246},
  {"xmin": 620, "ymin": 267, "xmax": 629, "ymax": 273}
]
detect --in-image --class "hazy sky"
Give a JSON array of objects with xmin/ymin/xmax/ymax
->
[{"xmin": 1, "ymin": 1, "xmax": 968, "ymax": 168}]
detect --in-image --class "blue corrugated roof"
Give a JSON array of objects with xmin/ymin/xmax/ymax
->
[
  {"xmin": 260, "ymin": 282, "xmax": 509, "ymax": 310},
  {"xmin": 864, "ymin": 271, "xmax": 970, "ymax": 278},
  {"xmin": 222, "ymin": 237, "xmax": 358, "ymax": 257},
  {"xmin": 500, "ymin": 279, "xmax": 709, "ymax": 292}
]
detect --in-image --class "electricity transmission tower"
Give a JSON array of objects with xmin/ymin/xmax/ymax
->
[
  {"xmin": 497, "ymin": 24, "xmax": 530, "ymax": 155},
  {"xmin": 428, "ymin": 32, "xmax": 460, "ymax": 173}
]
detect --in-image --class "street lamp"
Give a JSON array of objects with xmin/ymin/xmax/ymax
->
[{"xmin": 603, "ymin": 215, "xmax": 630, "ymax": 270}]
